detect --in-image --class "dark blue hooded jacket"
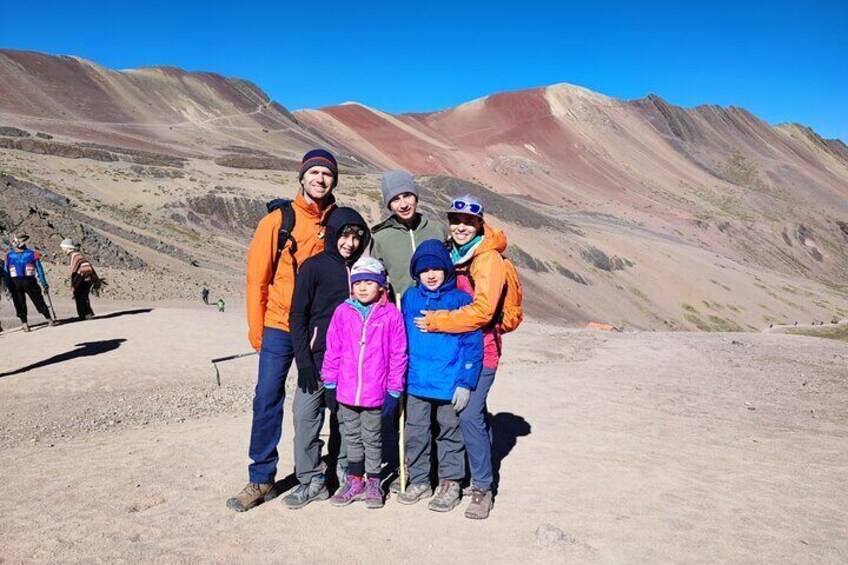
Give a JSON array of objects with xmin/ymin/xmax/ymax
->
[
  {"xmin": 290, "ymin": 207, "xmax": 371, "ymax": 384},
  {"xmin": 401, "ymin": 239, "xmax": 483, "ymax": 400}
]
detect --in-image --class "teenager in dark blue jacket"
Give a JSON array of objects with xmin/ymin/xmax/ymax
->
[
  {"xmin": 398, "ymin": 239, "xmax": 483, "ymax": 511},
  {"xmin": 287, "ymin": 207, "xmax": 370, "ymax": 508}
]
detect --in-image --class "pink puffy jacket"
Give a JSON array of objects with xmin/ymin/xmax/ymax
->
[{"xmin": 322, "ymin": 298, "xmax": 407, "ymax": 408}]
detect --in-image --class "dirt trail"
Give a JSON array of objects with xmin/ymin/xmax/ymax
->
[{"xmin": 1, "ymin": 300, "xmax": 846, "ymax": 564}]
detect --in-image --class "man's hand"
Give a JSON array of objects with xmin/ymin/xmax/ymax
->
[
  {"xmin": 42, "ymin": 286, "xmax": 49, "ymax": 294},
  {"xmin": 413, "ymin": 310, "xmax": 430, "ymax": 332}
]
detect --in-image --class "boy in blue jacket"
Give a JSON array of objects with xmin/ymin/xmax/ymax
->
[{"xmin": 398, "ymin": 239, "xmax": 483, "ymax": 512}]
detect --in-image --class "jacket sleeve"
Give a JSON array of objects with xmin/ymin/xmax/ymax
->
[
  {"xmin": 246, "ymin": 213, "xmax": 278, "ymax": 350},
  {"xmin": 425, "ymin": 251, "xmax": 505, "ymax": 333},
  {"xmin": 321, "ymin": 307, "xmax": 343, "ymax": 387},
  {"xmin": 387, "ymin": 308, "xmax": 408, "ymax": 395},
  {"xmin": 34, "ymin": 253, "xmax": 48, "ymax": 287},
  {"xmin": 289, "ymin": 260, "xmax": 317, "ymax": 375},
  {"xmin": 457, "ymin": 328, "xmax": 484, "ymax": 391}
]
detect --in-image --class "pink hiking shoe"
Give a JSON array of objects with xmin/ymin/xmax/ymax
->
[
  {"xmin": 363, "ymin": 477, "xmax": 384, "ymax": 509},
  {"xmin": 330, "ymin": 475, "xmax": 366, "ymax": 507}
]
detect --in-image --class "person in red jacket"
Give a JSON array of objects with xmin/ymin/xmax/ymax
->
[{"xmin": 227, "ymin": 149, "xmax": 339, "ymax": 512}]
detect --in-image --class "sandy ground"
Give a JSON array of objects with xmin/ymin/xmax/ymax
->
[{"xmin": 1, "ymin": 299, "xmax": 847, "ymax": 564}]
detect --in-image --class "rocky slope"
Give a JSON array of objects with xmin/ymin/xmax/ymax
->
[{"xmin": 2, "ymin": 49, "xmax": 847, "ymax": 331}]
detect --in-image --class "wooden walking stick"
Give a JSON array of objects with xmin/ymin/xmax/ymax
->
[{"xmin": 396, "ymin": 294, "xmax": 407, "ymax": 494}]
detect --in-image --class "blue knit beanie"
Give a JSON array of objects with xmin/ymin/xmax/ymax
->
[
  {"xmin": 299, "ymin": 149, "xmax": 338, "ymax": 187},
  {"xmin": 410, "ymin": 239, "xmax": 455, "ymax": 280}
]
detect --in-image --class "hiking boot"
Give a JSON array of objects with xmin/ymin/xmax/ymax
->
[
  {"xmin": 47, "ymin": 319, "xmax": 56, "ymax": 327},
  {"xmin": 84, "ymin": 314, "xmax": 94, "ymax": 320},
  {"xmin": 397, "ymin": 482, "xmax": 432, "ymax": 505},
  {"xmin": 388, "ymin": 465, "xmax": 408, "ymax": 493},
  {"xmin": 428, "ymin": 480, "xmax": 461, "ymax": 513},
  {"xmin": 363, "ymin": 477, "xmax": 384, "ymax": 509},
  {"xmin": 335, "ymin": 465, "xmax": 348, "ymax": 492},
  {"xmin": 21, "ymin": 323, "xmax": 30, "ymax": 333},
  {"xmin": 464, "ymin": 486, "xmax": 493, "ymax": 520},
  {"xmin": 284, "ymin": 478, "xmax": 329, "ymax": 510},
  {"xmin": 226, "ymin": 482, "xmax": 273, "ymax": 512},
  {"xmin": 330, "ymin": 475, "xmax": 366, "ymax": 507}
]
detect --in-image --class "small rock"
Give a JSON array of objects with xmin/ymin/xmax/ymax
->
[{"xmin": 535, "ymin": 524, "xmax": 577, "ymax": 546}]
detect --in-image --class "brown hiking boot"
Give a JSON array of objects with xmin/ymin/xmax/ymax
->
[
  {"xmin": 464, "ymin": 486, "xmax": 493, "ymax": 520},
  {"xmin": 428, "ymin": 480, "xmax": 461, "ymax": 513},
  {"xmin": 226, "ymin": 482, "xmax": 273, "ymax": 512}
]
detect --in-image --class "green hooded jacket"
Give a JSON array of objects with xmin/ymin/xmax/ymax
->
[{"xmin": 370, "ymin": 213, "xmax": 445, "ymax": 299}]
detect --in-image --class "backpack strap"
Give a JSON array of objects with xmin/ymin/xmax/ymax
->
[{"xmin": 267, "ymin": 199, "xmax": 297, "ymax": 285}]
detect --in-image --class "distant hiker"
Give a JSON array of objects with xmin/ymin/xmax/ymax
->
[
  {"xmin": 398, "ymin": 240, "xmax": 483, "ymax": 511},
  {"xmin": 227, "ymin": 149, "xmax": 338, "ymax": 512},
  {"xmin": 217, "ymin": 298, "xmax": 225, "ymax": 313},
  {"xmin": 60, "ymin": 238, "xmax": 99, "ymax": 320},
  {"xmin": 369, "ymin": 169, "xmax": 444, "ymax": 475},
  {"xmin": 322, "ymin": 257, "xmax": 407, "ymax": 509},
  {"xmin": 5, "ymin": 235, "xmax": 53, "ymax": 332},
  {"xmin": 414, "ymin": 194, "xmax": 523, "ymax": 520},
  {"xmin": 287, "ymin": 208, "xmax": 371, "ymax": 509},
  {"xmin": 201, "ymin": 287, "xmax": 209, "ymax": 305},
  {"xmin": 370, "ymin": 170, "xmax": 445, "ymax": 301}
]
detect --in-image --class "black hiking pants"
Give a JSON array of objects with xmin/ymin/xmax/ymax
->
[
  {"xmin": 73, "ymin": 279, "xmax": 94, "ymax": 319},
  {"xmin": 11, "ymin": 277, "xmax": 51, "ymax": 323}
]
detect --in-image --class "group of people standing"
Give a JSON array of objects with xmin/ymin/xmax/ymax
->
[
  {"xmin": 1, "ymin": 235, "xmax": 100, "ymax": 332},
  {"xmin": 227, "ymin": 149, "xmax": 519, "ymax": 520}
]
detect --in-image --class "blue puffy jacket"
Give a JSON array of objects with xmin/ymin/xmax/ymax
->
[{"xmin": 401, "ymin": 240, "xmax": 483, "ymax": 401}]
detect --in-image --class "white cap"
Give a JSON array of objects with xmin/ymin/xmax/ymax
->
[{"xmin": 60, "ymin": 238, "xmax": 77, "ymax": 250}]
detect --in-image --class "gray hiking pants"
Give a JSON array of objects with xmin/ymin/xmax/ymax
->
[
  {"xmin": 338, "ymin": 404, "xmax": 382, "ymax": 477},
  {"xmin": 405, "ymin": 394, "xmax": 465, "ymax": 486},
  {"xmin": 292, "ymin": 382, "xmax": 347, "ymax": 485}
]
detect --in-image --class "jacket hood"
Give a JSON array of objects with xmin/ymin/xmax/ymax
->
[
  {"xmin": 324, "ymin": 207, "xmax": 370, "ymax": 264},
  {"xmin": 475, "ymin": 222, "xmax": 507, "ymax": 256},
  {"xmin": 410, "ymin": 239, "xmax": 456, "ymax": 293}
]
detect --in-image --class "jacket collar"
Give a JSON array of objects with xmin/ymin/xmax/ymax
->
[{"xmin": 293, "ymin": 190, "xmax": 336, "ymax": 223}]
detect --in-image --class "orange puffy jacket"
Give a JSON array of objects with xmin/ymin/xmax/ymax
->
[
  {"xmin": 424, "ymin": 222, "xmax": 507, "ymax": 334},
  {"xmin": 246, "ymin": 192, "xmax": 336, "ymax": 350}
]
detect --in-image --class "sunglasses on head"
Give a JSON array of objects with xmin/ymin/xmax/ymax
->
[{"xmin": 450, "ymin": 199, "xmax": 483, "ymax": 216}]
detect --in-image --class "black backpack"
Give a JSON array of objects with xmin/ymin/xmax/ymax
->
[{"xmin": 267, "ymin": 199, "xmax": 297, "ymax": 285}]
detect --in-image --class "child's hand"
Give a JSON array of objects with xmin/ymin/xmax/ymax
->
[
  {"xmin": 413, "ymin": 310, "xmax": 430, "ymax": 332},
  {"xmin": 324, "ymin": 387, "xmax": 338, "ymax": 413},
  {"xmin": 452, "ymin": 387, "xmax": 470, "ymax": 413},
  {"xmin": 382, "ymin": 394, "xmax": 400, "ymax": 420}
]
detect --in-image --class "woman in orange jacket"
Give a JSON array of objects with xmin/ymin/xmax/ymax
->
[
  {"xmin": 227, "ymin": 149, "xmax": 339, "ymax": 513},
  {"xmin": 414, "ymin": 194, "xmax": 506, "ymax": 520}
]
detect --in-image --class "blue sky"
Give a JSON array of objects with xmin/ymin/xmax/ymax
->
[{"xmin": 2, "ymin": 0, "xmax": 846, "ymax": 140}]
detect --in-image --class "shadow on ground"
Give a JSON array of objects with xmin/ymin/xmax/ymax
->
[
  {"xmin": 0, "ymin": 338, "xmax": 127, "ymax": 378},
  {"xmin": 58, "ymin": 308, "xmax": 154, "ymax": 325},
  {"xmin": 492, "ymin": 412, "xmax": 532, "ymax": 493}
]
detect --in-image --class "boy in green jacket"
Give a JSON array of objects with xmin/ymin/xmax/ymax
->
[{"xmin": 370, "ymin": 170, "xmax": 445, "ymax": 301}]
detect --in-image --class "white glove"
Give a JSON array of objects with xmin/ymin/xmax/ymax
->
[{"xmin": 451, "ymin": 387, "xmax": 470, "ymax": 413}]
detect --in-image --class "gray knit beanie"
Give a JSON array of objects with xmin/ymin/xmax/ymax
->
[{"xmin": 381, "ymin": 170, "xmax": 418, "ymax": 209}]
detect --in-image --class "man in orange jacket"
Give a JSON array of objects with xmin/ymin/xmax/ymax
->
[{"xmin": 227, "ymin": 149, "xmax": 339, "ymax": 512}]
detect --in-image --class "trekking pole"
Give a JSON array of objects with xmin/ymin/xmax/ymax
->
[
  {"xmin": 396, "ymin": 294, "xmax": 407, "ymax": 495},
  {"xmin": 211, "ymin": 351, "xmax": 257, "ymax": 386},
  {"xmin": 44, "ymin": 289, "xmax": 57, "ymax": 321}
]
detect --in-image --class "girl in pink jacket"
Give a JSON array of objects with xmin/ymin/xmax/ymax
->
[{"xmin": 323, "ymin": 256, "xmax": 407, "ymax": 509}]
